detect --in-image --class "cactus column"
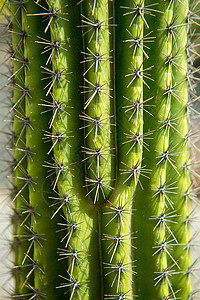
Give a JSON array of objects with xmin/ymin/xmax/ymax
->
[{"xmin": 1, "ymin": 0, "xmax": 196, "ymax": 299}]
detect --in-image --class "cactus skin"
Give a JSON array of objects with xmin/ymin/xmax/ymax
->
[
  {"xmin": 9, "ymin": 1, "xmax": 29, "ymax": 293},
  {"xmin": 0, "ymin": 0, "xmax": 199, "ymax": 299}
]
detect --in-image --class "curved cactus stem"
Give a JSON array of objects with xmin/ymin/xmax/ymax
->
[
  {"xmin": 45, "ymin": 1, "xmax": 104, "ymax": 298},
  {"xmin": 100, "ymin": 1, "xmax": 146, "ymax": 297}
]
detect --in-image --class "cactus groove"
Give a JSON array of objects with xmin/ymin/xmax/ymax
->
[{"xmin": 0, "ymin": 0, "xmax": 200, "ymax": 299}]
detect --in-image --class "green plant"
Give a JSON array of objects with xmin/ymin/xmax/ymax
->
[{"xmin": 0, "ymin": 0, "xmax": 200, "ymax": 299}]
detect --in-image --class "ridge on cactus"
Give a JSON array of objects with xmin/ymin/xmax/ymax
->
[{"xmin": 0, "ymin": 0, "xmax": 200, "ymax": 299}]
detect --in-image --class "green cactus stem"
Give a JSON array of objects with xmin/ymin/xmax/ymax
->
[
  {"xmin": 167, "ymin": 1, "xmax": 193, "ymax": 298},
  {"xmin": 0, "ymin": 0, "xmax": 199, "ymax": 299},
  {"xmin": 18, "ymin": 1, "xmax": 66, "ymax": 298},
  {"xmin": 9, "ymin": 0, "xmax": 31, "ymax": 293}
]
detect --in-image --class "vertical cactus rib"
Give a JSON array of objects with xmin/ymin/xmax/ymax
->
[
  {"xmin": 167, "ymin": 0, "xmax": 193, "ymax": 298},
  {"xmin": 133, "ymin": 0, "xmax": 176, "ymax": 298},
  {"xmin": 80, "ymin": 0, "xmax": 115, "ymax": 204},
  {"xmin": 22, "ymin": 1, "xmax": 66, "ymax": 298},
  {"xmin": 8, "ymin": 0, "xmax": 33, "ymax": 295}
]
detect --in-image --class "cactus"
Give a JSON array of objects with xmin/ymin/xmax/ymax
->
[{"xmin": 0, "ymin": 0, "xmax": 200, "ymax": 299}]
